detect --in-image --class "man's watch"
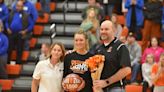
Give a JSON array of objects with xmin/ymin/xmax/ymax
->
[{"xmin": 105, "ymin": 80, "xmax": 110, "ymax": 84}]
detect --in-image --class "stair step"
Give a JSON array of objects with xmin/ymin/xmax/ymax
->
[
  {"xmin": 52, "ymin": 37, "xmax": 74, "ymax": 50},
  {"xmin": 56, "ymin": 2, "xmax": 88, "ymax": 12},
  {"xmin": 34, "ymin": 36, "xmax": 73, "ymax": 49},
  {"xmin": 12, "ymin": 77, "xmax": 32, "ymax": 91},
  {"xmin": 28, "ymin": 50, "xmax": 40, "ymax": 62},
  {"xmin": 43, "ymin": 24, "xmax": 79, "ymax": 36},
  {"xmin": 50, "ymin": 13, "xmax": 82, "ymax": 24},
  {"xmin": 20, "ymin": 63, "xmax": 36, "ymax": 76}
]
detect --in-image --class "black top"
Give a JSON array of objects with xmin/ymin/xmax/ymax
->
[
  {"xmin": 144, "ymin": 1, "xmax": 162, "ymax": 24},
  {"xmin": 63, "ymin": 51, "xmax": 93, "ymax": 92},
  {"xmin": 130, "ymin": 5, "xmax": 136, "ymax": 27},
  {"xmin": 90, "ymin": 38, "xmax": 131, "ymax": 90}
]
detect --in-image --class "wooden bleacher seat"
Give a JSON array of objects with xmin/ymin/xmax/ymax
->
[
  {"xmin": 33, "ymin": 25, "xmax": 44, "ymax": 36},
  {"xmin": 0, "ymin": 79, "xmax": 14, "ymax": 91},
  {"xmin": 36, "ymin": 13, "xmax": 49, "ymax": 23},
  {"xmin": 29, "ymin": 38, "xmax": 37, "ymax": 48},
  {"xmin": 35, "ymin": 2, "xmax": 41, "ymax": 11},
  {"xmin": 6, "ymin": 64, "xmax": 22, "ymax": 75},
  {"xmin": 11, "ymin": 50, "xmax": 16, "ymax": 61},
  {"xmin": 11, "ymin": 51, "xmax": 30, "ymax": 62},
  {"xmin": 50, "ymin": 2, "xmax": 56, "ymax": 12},
  {"xmin": 125, "ymin": 85, "xmax": 142, "ymax": 92},
  {"xmin": 22, "ymin": 51, "xmax": 30, "ymax": 61},
  {"xmin": 121, "ymin": 27, "xmax": 129, "ymax": 37},
  {"xmin": 117, "ymin": 15, "xmax": 126, "ymax": 26}
]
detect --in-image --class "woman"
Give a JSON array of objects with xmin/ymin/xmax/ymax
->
[
  {"xmin": 151, "ymin": 53, "xmax": 164, "ymax": 92},
  {"xmin": 142, "ymin": 54, "xmax": 155, "ymax": 92},
  {"xmin": 125, "ymin": 0, "xmax": 144, "ymax": 40},
  {"xmin": 31, "ymin": 42, "xmax": 65, "ymax": 92},
  {"xmin": 63, "ymin": 30, "xmax": 93, "ymax": 92},
  {"xmin": 80, "ymin": 8, "xmax": 100, "ymax": 47},
  {"xmin": 82, "ymin": 0, "xmax": 105, "ymax": 21},
  {"xmin": 0, "ymin": 20, "xmax": 8, "ymax": 79},
  {"xmin": 111, "ymin": 13, "xmax": 123, "ymax": 38},
  {"xmin": 142, "ymin": 37, "xmax": 164, "ymax": 63},
  {"xmin": 142, "ymin": 0, "xmax": 162, "ymax": 51}
]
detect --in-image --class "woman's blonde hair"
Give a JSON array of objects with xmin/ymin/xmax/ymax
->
[
  {"xmin": 86, "ymin": 8, "xmax": 98, "ymax": 19},
  {"xmin": 85, "ymin": 8, "xmax": 100, "ymax": 34},
  {"xmin": 146, "ymin": 53, "xmax": 155, "ymax": 62},
  {"xmin": 73, "ymin": 30, "xmax": 89, "ymax": 51},
  {"xmin": 47, "ymin": 42, "xmax": 66, "ymax": 62},
  {"xmin": 159, "ymin": 53, "xmax": 164, "ymax": 67}
]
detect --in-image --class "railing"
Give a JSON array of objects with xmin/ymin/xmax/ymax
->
[
  {"xmin": 50, "ymin": 23, "xmax": 56, "ymax": 44},
  {"xmin": 75, "ymin": 0, "xmax": 77, "ymax": 11},
  {"xmin": 62, "ymin": 0, "xmax": 80, "ymax": 34},
  {"xmin": 62, "ymin": 0, "xmax": 69, "ymax": 34}
]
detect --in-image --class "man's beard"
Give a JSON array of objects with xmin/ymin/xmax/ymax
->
[{"xmin": 100, "ymin": 35, "xmax": 108, "ymax": 41}]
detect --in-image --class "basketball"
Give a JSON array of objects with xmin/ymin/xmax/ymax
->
[{"xmin": 62, "ymin": 74, "xmax": 85, "ymax": 91}]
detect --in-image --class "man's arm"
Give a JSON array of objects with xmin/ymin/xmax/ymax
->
[{"xmin": 93, "ymin": 66, "xmax": 131, "ymax": 88}]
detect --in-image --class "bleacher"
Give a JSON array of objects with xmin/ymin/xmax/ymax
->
[
  {"xmin": 1, "ymin": 0, "xmax": 164, "ymax": 92},
  {"xmin": 1, "ymin": 0, "xmax": 87, "ymax": 92}
]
